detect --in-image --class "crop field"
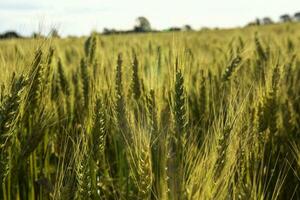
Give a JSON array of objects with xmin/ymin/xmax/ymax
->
[{"xmin": 0, "ymin": 23, "xmax": 300, "ymax": 200}]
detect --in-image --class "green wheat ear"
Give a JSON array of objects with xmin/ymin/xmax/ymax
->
[
  {"xmin": 0, "ymin": 84, "xmax": 5, "ymax": 102},
  {"xmin": 137, "ymin": 146, "xmax": 152, "ymax": 199},
  {"xmin": 91, "ymin": 98, "xmax": 106, "ymax": 161},
  {"xmin": 115, "ymin": 53, "xmax": 128, "ymax": 132},
  {"xmin": 256, "ymin": 65, "xmax": 281, "ymax": 136},
  {"xmin": 255, "ymin": 33, "xmax": 268, "ymax": 61},
  {"xmin": 222, "ymin": 56, "xmax": 242, "ymax": 82},
  {"xmin": 84, "ymin": 33, "xmax": 98, "ymax": 64},
  {"xmin": 26, "ymin": 49, "xmax": 44, "ymax": 111},
  {"xmin": 214, "ymin": 125, "xmax": 232, "ymax": 179},
  {"xmin": 146, "ymin": 89, "xmax": 158, "ymax": 140},
  {"xmin": 255, "ymin": 101, "xmax": 268, "ymax": 134},
  {"xmin": 44, "ymin": 47, "xmax": 54, "ymax": 89},
  {"xmin": 266, "ymin": 65, "xmax": 280, "ymax": 134},
  {"xmin": 131, "ymin": 52, "xmax": 141, "ymax": 101},
  {"xmin": 174, "ymin": 68, "xmax": 186, "ymax": 137},
  {"xmin": 80, "ymin": 58, "xmax": 90, "ymax": 109},
  {"xmin": 199, "ymin": 71, "xmax": 207, "ymax": 123},
  {"xmin": 72, "ymin": 71, "xmax": 84, "ymax": 125},
  {"xmin": 115, "ymin": 53, "xmax": 123, "ymax": 98},
  {"xmin": 76, "ymin": 153, "xmax": 92, "ymax": 200},
  {"xmin": 169, "ymin": 62, "xmax": 187, "ymax": 199},
  {"xmin": 57, "ymin": 58, "xmax": 70, "ymax": 96},
  {"xmin": 0, "ymin": 74, "xmax": 27, "ymax": 183},
  {"xmin": 0, "ymin": 74, "xmax": 27, "ymax": 137}
]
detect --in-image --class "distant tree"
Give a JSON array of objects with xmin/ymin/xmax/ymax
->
[
  {"xmin": 255, "ymin": 18, "xmax": 261, "ymax": 25},
  {"xmin": 103, "ymin": 28, "xmax": 110, "ymax": 35},
  {"xmin": 262, "ymin": 17, "xmax": 274, "ymax": 25},
  {"xmin": 102, "ymin": 28, "xmax": 117, "ymax": 35},
  {"xmin": 134, "ymin": 17, "xmax": 151, "ymax": 32},
  {"xmin": 167, "ymin": 27, "xmax": 181, "ymax": 32},
  {"xmin": 32, "ymin": 32, "xmax": 44, "ymax": 39},
  {"xmin": 183, "ymin": 25, "xmax": 193, "ymax": 31},
  {"xmin": 246, "ymin": 18, "xmax": 261, "ymax": 27},
  {"xmin": 294, "ymin": 12, "xmax": 300, "ymax": 21},
  {"xmin": 200, "ymin": 27, "xmax": 210, "ymax": 31},
  {"xmin": 0, "ymin": 31, "xmax": 22, "ymax": 39},
  {"xmin": 246, "ymin": 21, "xmax": 256, "ymax": 27},
  {"xmin": 50, "ymin": 28, "xmax": 60, "ymax": 38},
  {"xmin": 280, "ymin": 14, "xmax": 292, "ymax": 22},
  {"xmin": 32, "ymin": 33, "xmax": 39, "ymax": 38}
]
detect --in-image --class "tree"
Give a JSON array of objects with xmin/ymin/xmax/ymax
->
[
  {"xmin": 183, "ymin": 25, "xmax": 193, "ymax": 31},
  {"xmin": 294, "ymin": 12, "xmax": 300, "ymax": 21},
  {"xmin": 0, "ymin": 31, "xmax": 22, "ymax": 39},
  {"xmin": 134, "ymin": 17, "xmax": 151, "ymax": 32},
  {"xmin": 102, "ymin": 28, "xmax": 118, "ymax": 35},
  {"xmin": 32, "ymin": 32, "xmax": 43, "ymax": 39},
  {"xmin": 280, "ymin": 14, "xmax": 292, "ymax": 22},
  {"xmin": 103, "ymin": 28, "xmax": 110, "ymax": 35},
  {"xmin": 255, "ymin": 18, "xmax": 261, "ymax": 25},
  {"xmin": 262, "ymin": 17, "xmax": 274, "ymax": 25},
  {"xmin": 246, "ymin": 21, "xmax": 257, "ymax": 27},
  {"xmin": 50, "ymin": 28, "xmax": 60, "ymax": 38},
  {"xmin": 167, "ymin": 27, "xmax": 181, "ymax": 32}
]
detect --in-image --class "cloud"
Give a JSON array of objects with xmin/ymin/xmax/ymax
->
[{"xmin": 0, "ymin": 1, "xmax": 46, "ymax": 11}]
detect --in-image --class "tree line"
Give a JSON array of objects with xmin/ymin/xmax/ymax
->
[
  {"xmin": 247, "ymin": 12, "xmax": 300, "ymax": 26},
  {"xmin": 1, "ymin": 12, "xmax": 300, "ymax": 39}
]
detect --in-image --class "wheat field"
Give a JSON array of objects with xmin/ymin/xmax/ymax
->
[{"xmin": 0, "ymin": 23, "xmax": 300, "ymax": 200}]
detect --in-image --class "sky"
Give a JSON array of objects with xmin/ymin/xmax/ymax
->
[{"xmin": 0, "ymin": 0, "xmax": 299, "ymax": 36}]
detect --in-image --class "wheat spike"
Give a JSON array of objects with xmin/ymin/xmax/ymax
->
[
  {"xmin": 174, "ymin": 68, "xmax": 186, "ymax": 136},
  {"xmin": 222, "ymin": 56, "xmax": 242, "ymax": 82},
  {"xmin": 80, "ymin": 58, "xmax": 90, "ymax": 109},
  {"xmin": 57, "ymin": 58, "xmax": 70, "ymax": 96},
  {"xmin": 26, "ymin": 49, "xmax": 44, "ymax": 111},
  {"xmin": 91, "ymin": 98, "xmax": 106, "ymax": 161},
  {"xmin": 115, "ymin": 53, "xmax": 129, "ymax": 140},
  {"xmin": 131, "ymin": 52, "xmax": 141, "ymax": 101},
  {"xmin": 0, "ymin": 74, "xmax": 27, "ymax": 183}
]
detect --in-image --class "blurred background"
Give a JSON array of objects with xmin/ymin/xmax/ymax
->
[{"xmin": 0, "ymin": 0, "xmax": 299, "ymax": 37}]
